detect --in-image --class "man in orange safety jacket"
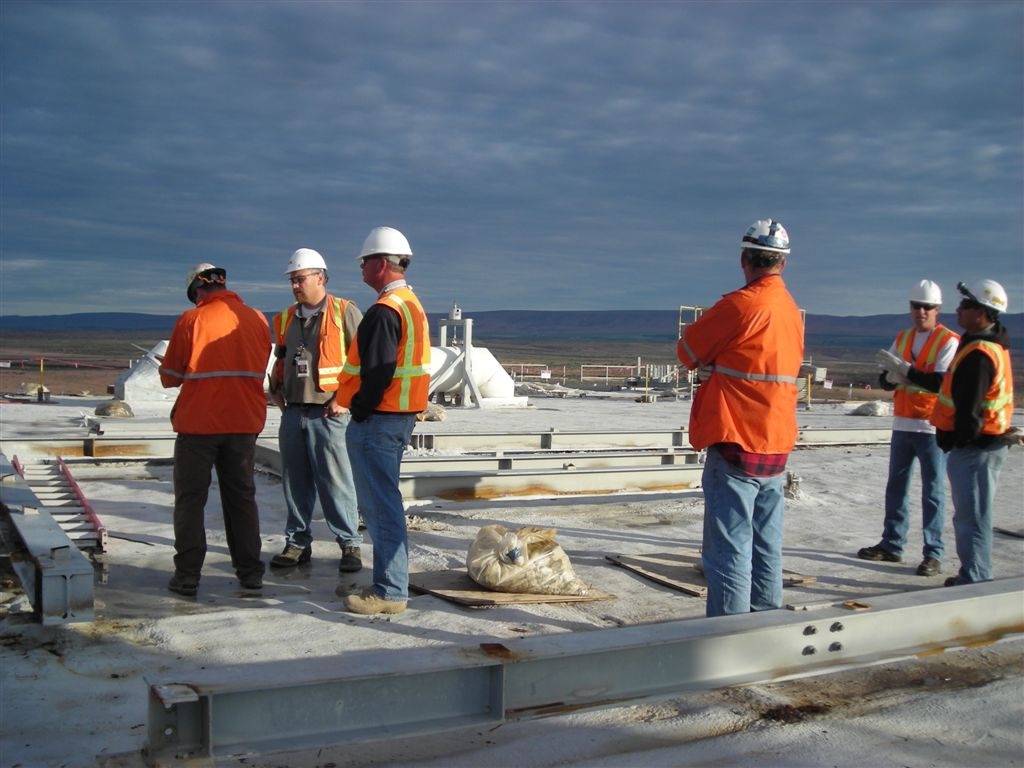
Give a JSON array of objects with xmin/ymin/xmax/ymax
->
[
  {"xmin": 159, "ymin": 263, "xmax": 271, "ymax": 597},
  {"xmin": 677, "ymin": 219, "xmax": 804, "ymax": 617}
]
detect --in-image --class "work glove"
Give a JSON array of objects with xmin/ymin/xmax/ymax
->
[
  {"xmin": 999, "ymin": 427, "xmax": 1024, "ymax": 448},
  {"xmin": 876, "ymin": 349, "xmax": 911, "ymax": 378},
  {"xmin": 883, "ymin": 369, "xmax": 912, "ymax": 387}
]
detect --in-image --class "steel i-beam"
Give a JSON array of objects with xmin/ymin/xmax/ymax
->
[
  {"xmin": 143, "ymin": 577, "xmax": 1024, "ymax": 766},
  {"xmin": 0, "ymin": 454, "xmax": 95, "ymax": 624}
]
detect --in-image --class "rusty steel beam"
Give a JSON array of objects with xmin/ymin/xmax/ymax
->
[{"xmin": 143, "ymin": 577, "xmax": 1024, "ymax": 765}]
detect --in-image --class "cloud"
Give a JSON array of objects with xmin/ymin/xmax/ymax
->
[{"xmin": 1, "ymin": 0, "xmax": 1021, "ymax": 317}]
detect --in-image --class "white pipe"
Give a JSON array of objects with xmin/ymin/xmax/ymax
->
[{"xmin": 429, "ymin": 346, "xmax": 515, "ymax": 399}]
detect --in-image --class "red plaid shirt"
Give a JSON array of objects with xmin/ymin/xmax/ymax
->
[{"xmin": 716, "ymin": 442, "xmax": 789, "ymax": 478}]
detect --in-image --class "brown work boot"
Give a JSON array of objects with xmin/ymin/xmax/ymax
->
[
  {"xmin": 344, "ymin": 588, "xmax": 407, "ymax": 615},
  {"xmin": 238, "ymin": 572, "xmax": 263, "ymax": 590},
  {"xmin": 270, "ymin": 544, "xmax": 312, "ymax": 568},
  {"xmin": 339, "ymin": 545, "xmax": 363, "ymax": 573},
  {"xmin": 856, "ymin": 545, "xmax": 901, "ymax": 563},
  {"xmin": 168, "ymin": 572, "xmax": 199, "ymax": 597}
]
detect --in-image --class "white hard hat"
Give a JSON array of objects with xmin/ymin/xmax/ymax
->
[
  {"xmin": 741, "ymin": 219, "xmax": 790, "ymax": 254},
  {"xmin": 282, "ymin": 247, "xmax": 325, "ymax": 274},
  {"xmin": 357, "ymin": 226, "xmax": 412, "ymax": 261},
  {"xmin": 284, "ymin": 248, "xmax": 327, "ymax": 274},
  {"xmin": 186, "ymin": 262, "xmax": 226, "ymax": 304},
  {"xmin": 909, "ymin": 279, "xmax": 942, "ymax": 305},
  {"xmin": 958, "ymin": 279, "xmax": 1009, "ymax": 313}
]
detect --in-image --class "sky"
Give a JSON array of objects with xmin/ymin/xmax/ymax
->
[{"xmin": 1, "ymin": 0, "xmax": 1022, "ymax": 318}]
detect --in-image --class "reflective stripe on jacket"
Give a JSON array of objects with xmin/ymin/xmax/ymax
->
[
  {"xmin": 159, "ymin": 290, "xmax": 270, "ymax": 434},
  {"xmin": 272, "ymin": 295, "xmax": 350, "ymax": 392},
  {"xmin": 677, "ymin": 274, "xmax": 804, "ymax": 453},
  {"xmin": 336, "ymin": 285, "xmax": 431, "ymax": 413},
  {"xmin": 930, "ymin": 340, "xmax": 1013, "ymax": 435},
  {"xmin": 891, "ymin": 324, "xmax": 959, "ymax": 420}
]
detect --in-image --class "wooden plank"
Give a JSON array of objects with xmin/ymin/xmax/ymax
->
[
  {"xmin": 688, "ymin": 549, "xmax": 816, "ymax": 586},
  {"xmin": 606, "ymin": 550, "xmax": 816, "ymax": 599},
  {"xmin": 606, "ymin": 553, "xmax": 707, "ymax": 597},
  {"xmin": 408, "ymin": 569, "xmax": 615, "ymax": 607},
  {"xmin": 994, "ymin": 527, "xmax": 1024, "ymax": 539}
]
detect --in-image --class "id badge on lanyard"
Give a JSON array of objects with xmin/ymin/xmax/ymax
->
[{"xmin": 294, "ymin": 345, "xmax": 310, "ymax": 378}]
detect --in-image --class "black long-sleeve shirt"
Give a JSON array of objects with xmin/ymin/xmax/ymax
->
[
  {"xmin": 934, "ymin": 322, "xmax": 1011, "ymax": 452},
  {"xmin": 348, "ymin": 302, "xmax": 402, "ymax": 422}
]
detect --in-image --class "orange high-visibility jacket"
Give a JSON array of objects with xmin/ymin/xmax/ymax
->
[
  {"xmin": 271, "ymin": 295, "xmax": 352, "ymax": 392},
  {"xmin": 677, "ymin": 275, "xmax": 804, "ymax": 453},
  {"xmin": 930, "ymin": 340, "xmax": 1013, "ymax": 436},
  {"xmin": 336, "ymin": 285, "xmax": 431, "ymax": 413},
  {"xmin": 159, "ymin": 291, "xmax": 271, "ymax": 434},
  {"xmin": 891, "ymin": 324, "xmax": 959, "ymax": 420}
]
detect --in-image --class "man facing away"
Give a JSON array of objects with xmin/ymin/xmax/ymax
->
[
  {"xmin": 268, "ymin": 248, "xmax": 364, "ymax": 573},
  {"xmin": 859, "ymin": 280, "xmax": 959, "ymax": 577},
  {"xmin": 930, "ymin": 279, "xmax": 1014, "ymax": 586},
  {"xmin": 159, "ymin": 263, "xmax": 271, "ymax": 597},
  {"xmin": 331, "ymin": 226, "xmax": 431, "ymax": 615},
  {"xmin": 677, "ymin": 219, "xmax": 804, "ymax": 617}
]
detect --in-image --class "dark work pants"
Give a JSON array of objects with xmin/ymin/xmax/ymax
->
[{"xmin": 172, "ymin": 433, "xmax": 264, "ymax": 582}]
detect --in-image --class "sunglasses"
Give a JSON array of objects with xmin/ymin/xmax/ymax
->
[
  {"xmin": 910, "ymin": 302, "xmax": 937, "ymax": 311},
  {"xmin": 958, "ymin": 298, "xmax": 983, "ymax": 310},
  {"xmin": 288, "ymin": 272, "xmax": 319, "ymax": 285},
  {"xmin": 360, "ymin": 255, "xmax": 384, "ymax": 267}
]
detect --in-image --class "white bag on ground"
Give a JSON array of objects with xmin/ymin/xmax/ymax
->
[{"xmin": 466, "ymin": 524, "xmax": 590, "ymax": 595}]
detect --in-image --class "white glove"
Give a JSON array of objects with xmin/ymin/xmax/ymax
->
[{"xmin": 876, "ymin": 349, "xmax": 911, "ymax": 377}]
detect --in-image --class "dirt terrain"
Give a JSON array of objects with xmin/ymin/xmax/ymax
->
[
  {"xmin": 1, "ymin": 330, "xmax": 895, "ymax": 402},
  {"xmin": 0, "ymin": 330, "xmax": 162, "ymax": 397}
]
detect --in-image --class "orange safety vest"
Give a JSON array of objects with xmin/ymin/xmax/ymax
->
[
  {"xmin": 335, "ymin": 285, "xmax": 431, "ymax": 413},
  {"xmin": 272, "ymin": 295, "xmax": 350, "ymax": 392},
  {"xmin": 891, "ymin": 324, "xmax": 959, "ymax": 420},
  {"xmin": 159, "ymin": 291, "xmax": 270, "ymax": 434},
  {"xmin": 677, "ymin": 275, "xmax": 804, "ymax": 453},
  {"xmin": 930, "ymin": 340, "xmax": 1014, "ymax": 435}
]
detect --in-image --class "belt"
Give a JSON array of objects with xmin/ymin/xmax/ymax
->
[{"xmin": 287, "ymin": 403, "xmax": 325, "ymax": 409}]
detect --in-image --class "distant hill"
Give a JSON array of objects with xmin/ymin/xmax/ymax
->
[{"xmin": 0, "ymin": 310, "xmax": 1021, "ymax": 349}]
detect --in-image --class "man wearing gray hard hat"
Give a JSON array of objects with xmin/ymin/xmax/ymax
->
[{"xmin": 160, "ymin": 263, "xmax": 271, "ymax": 597}]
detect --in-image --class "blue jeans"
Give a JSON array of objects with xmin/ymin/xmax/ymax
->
[
  {"xmin": 701, "ymin": 445, "xmax": 786, "ymax": 617},
  {"xmin": 880, "ymin": 430, "xmax": 947, "ymax": 559},
  {"xmin": 346, "ymin": 412, "xmax": 417, "ymax": 601},
  {"xmin": 946, "ymin": 443, "xmax": 1008, "ymax": 584},
  {"xmin": 279, "ymin": 405, "xmax": 362, "ymax": 549}
]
